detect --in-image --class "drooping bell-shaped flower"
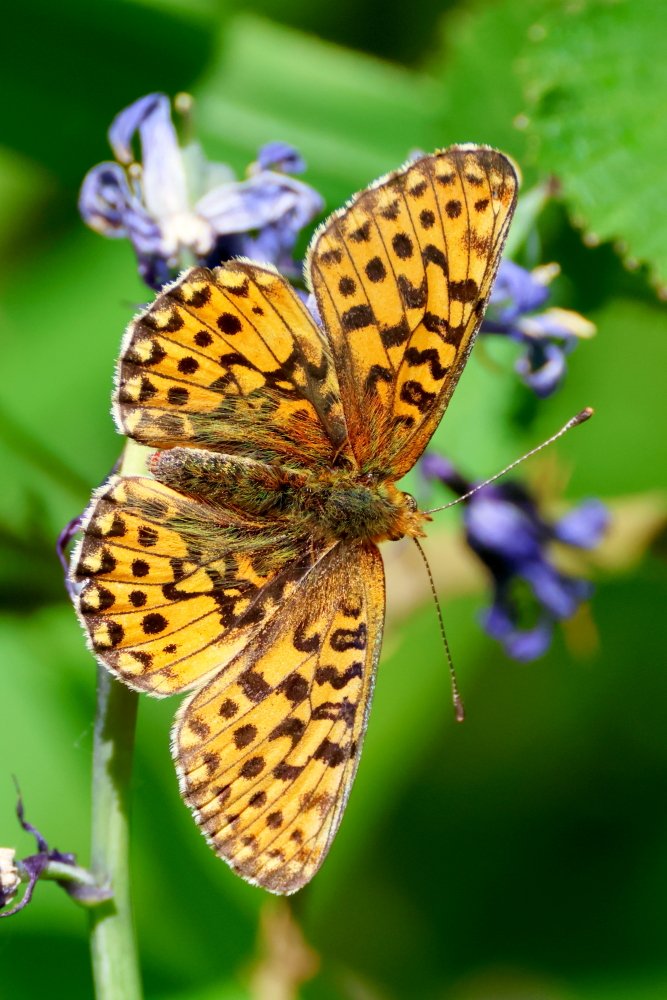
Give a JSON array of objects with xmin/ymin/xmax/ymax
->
[
  {"xmin": 79, "ymin": 94, "xmax": 323, "ymax": 290},
  {"xmin": 421, "ymin": 454, "xmax": 609, "ymax": 661},
  {"xmin": 482, "ymin": 260, "xmax": 595, "ymax": 397}
]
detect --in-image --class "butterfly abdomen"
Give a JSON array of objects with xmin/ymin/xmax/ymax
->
[{"xmin": 151, "ymin": 447, "xmax": 310, "ymax": 519}]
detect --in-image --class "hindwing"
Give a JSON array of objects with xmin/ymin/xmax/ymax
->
[{"xmin": 175, "ymin": 540, "xmax": 384, "ymax": 893}]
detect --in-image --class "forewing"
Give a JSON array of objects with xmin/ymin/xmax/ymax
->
[
  {"xmin": 72, "ymin": 474, "xmax": 327, "ymax": 696},
  {"xmin": 175, "ymin": 540, "xmax": 385, "ymax": 894},
  {"xmin": 115, "ymin": 262, "xmax": 353, "ymax": 469},
  {"xmin": 308, "ymin": 146, "xmax": 517, "ymax": 476}
]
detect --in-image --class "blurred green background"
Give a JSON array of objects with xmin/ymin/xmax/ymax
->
[{"xmin": 1, "ymin": 1, "xmax": 666, "ymax": 997}]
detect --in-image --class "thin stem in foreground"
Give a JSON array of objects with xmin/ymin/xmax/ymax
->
[{"xmin": 88, "ymin": 664, "xmax": 142, "ymax": 1000}]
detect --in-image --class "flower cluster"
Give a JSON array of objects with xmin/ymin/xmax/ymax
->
[
  {"xmin": 482, "ymin": 259, "xmax": 595, "ymax": 397},
  {"xmin": 79, "ymin": 93, "xmax": 323, "ymax": 290},
  {"xmin": 422, "ymin": 455, "xmax": 608, "ymax": 661}
]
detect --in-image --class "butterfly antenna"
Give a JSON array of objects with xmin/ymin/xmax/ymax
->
[
  {"xmin": 413, "ymin": 537, "xmax": 465, "ymax": 723},
  {"xmin": 425, "ymin": 407, "xmax": 594, "ymax": 514}
]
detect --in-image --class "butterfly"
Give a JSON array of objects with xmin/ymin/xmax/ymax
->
[{"xmin": 72, "ymin": 145, "xmax": 517, "ymax": 894}]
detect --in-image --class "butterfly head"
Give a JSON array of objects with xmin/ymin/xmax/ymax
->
[
  {"xmin": 304, "ymin": 470, "xmax": 429, "ymax": 544},
  {"xmin": 381, "ymin": 487, "xmax": 431, "ymax": 542}
]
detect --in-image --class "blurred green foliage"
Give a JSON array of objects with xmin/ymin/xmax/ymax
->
[{"xmin": 1, "ymin": 1, "xmax": 665, "ymax": 998}]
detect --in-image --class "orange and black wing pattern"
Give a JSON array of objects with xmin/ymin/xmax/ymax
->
[
  {"xmin": 72, "ymin": 144, "xmax": 518, "ymax": 894},
  {"xmin": 72, "ymin": 472, "xmax": 328, "ymax": 696},
  {"xmin": 115, "ymin": 261, "xmax": 353, "ymax": 469},
  {"xmin": 308, "ymin": 146, "xmax": 517, "ymax": 477},
  {"xmin": 175, "ymin": 540, "xmax": 384, "ymax": 893}
]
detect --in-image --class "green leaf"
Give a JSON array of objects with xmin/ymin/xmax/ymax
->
[
  {"xmin": 427, "ymin": 0, "xmax": 547, "ymax": 169},
  {"xmin": 520, "ymin": 0, "xmax": 667, "ymax": 290}
]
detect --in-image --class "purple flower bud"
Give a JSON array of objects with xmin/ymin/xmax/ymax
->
[
  {"xmin": 256, "ymin": 141, "xmax": 306, "ymax": 174},
  {"xmin": 197, "ymin": 172, "xmax": 323, "ymax": 275},
  {"xmin": 303, "ymin": 292, "xmax": 321, "ymax": 325},
  {"xmin": 0, "ymin": 849, "xmax": 19, "ymax": 910},
  {"xmin": 483, "ymin": 260, "xmax": 594, "ymax": 397},
  {"xmin": 465, "ymin": 493, "xmax": 543, "ymax": 563},
  {"xmin": 107, "ymin": 93, "xmax": 168, "ymax": 164},
  {"xmin": 515, "ymin": 339, "xmax": 568, "ymax": 398},
  {"xmin": 489, "ymin": 259, "xmax": 550, "ymax": 323},
  {"xmin": 553, "ymin": 499, "xmax": 610, "ymax": 548},
  {"xmin": 1, "ymin": 791, "xmax": 111, "ymax": 918},
  {"xmin": 482, "ymin": 603, "xmax": 553, "ymax": 662},
  {"xmin": 78, "ymin": 163, "xmax": 136, "ymax": 237},
  {"xmin": 521, "ymin": 560, "xmax": 592, "ymax": 619},
  {"xmin": 420, "ymin": 453, "xmax": 470, "ymax": 495}
]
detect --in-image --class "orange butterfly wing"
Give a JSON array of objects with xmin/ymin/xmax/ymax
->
[
  {"xmin": 308, "ymin": 146, "xmax": 517, "ymax": 476},
  {"xmin": 74, "ymin": 261, "xmax": 356, "ymax": 697},
  {"xmin": 115, "ymin": 261, "xmax": 353, "ymax": 469},
  {"xmin": 72, "ymin": 473, "xmax": 330, "ymax": 695},
  {"xmin": 175, "ymin": 540, "xmax": 384, "ymax": 893}
]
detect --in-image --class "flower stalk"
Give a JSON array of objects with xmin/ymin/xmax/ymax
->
[
  {"xmin": 88, "ymin": 665, "xmax": 142, "ymax": 1000},
  {"xmin": 18, "ymin": 856, "xmax": 104, "ymax": 893},
  {"xmin": 0, "ymin": 788, "xmax": 113, "ymax": 918}
]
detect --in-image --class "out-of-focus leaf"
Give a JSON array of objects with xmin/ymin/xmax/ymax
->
[
  {"xmin": 580, "ymin": 974, "xmax": 667, "ymax": 1000},
  {"xmin": 0, "ymin": 148, "xmax": 58, "ymax": 264},
  {"xmin": 428, "ymin": 0, "xmax": 547, "ymax": 168},
  {"xmin": 159, "ymin": 985, "xmax": 248, "ymax": 1000},
  {"xmin": 195, "ymin": 14, "xmax": 443, "ymax": 208},
  {"xmin": 531, "ymin": 296, "xmax": 667, "ymax": 497},
  {"xmin": 0, "ymin": 233, "xmax": 146, "ymax": 517},
  {"xmin": 0, "ymin": 230, "xmax": 148, "ymax": 610},
  {"xmin": 0, "ymin": 0, "xmax": 218, "ymax": 189},
  {"xmin": 519, "ymin": 0, "xmax": 667, "ymax": 290},
  {"xmin": 503, "ymin": 181, "xmax": 553, "ymax": 259},
  {"xmin": 0, "ymin": 608, "xmax": 91, "ymax": 868}
]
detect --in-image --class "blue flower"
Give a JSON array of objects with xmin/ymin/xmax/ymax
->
[
  {"xmin": 483, "ymin": 260, "xmax": 595, "ymax": 397},
  {"xmin": 422, "ymin": 455, "xmax": 609, "ymax": 661},
  {"xmin": 79, "ymin": 94, "xmax": 323, "ymax": 289}
]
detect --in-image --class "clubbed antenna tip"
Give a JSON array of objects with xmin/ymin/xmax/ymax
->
[
  {"xmin": 574, "ymin": 406, "xmax": 594, "ymax": 425},
  {"xmin": 425, "ymin": 405, "xmax": 597, "ymax": 516}
]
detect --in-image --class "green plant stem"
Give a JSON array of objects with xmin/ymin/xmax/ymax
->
[
  {"xmin": 88, "ymin": 664, "xmax": 142, "ymax": 1000},
  {"xmin": 16, "ymin": 858, "xmax": 111, "ymax": 901}
]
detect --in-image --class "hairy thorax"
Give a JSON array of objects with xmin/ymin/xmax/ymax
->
[
  {"xmin": 296, "ymin": 470, "xmax": 428, "ymax": 544},
  {"xmin": 151, "ymin": 448, "xmax": 429, "ymax": 545}
]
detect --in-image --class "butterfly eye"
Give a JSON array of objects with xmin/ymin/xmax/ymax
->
[{"xmin": 403, "ymin": 492, "xmax": 418, "ymax": 513}]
